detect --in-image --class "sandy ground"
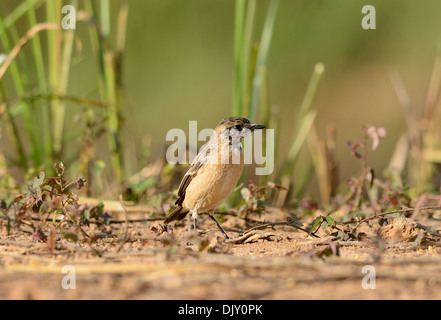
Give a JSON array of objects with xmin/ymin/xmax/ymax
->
[{"xmin": 1, "ymin": 209, "xmax": 441, "ymax": 300}]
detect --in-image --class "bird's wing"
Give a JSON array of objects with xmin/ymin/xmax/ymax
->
[{"xmin": 175, "ymin": 143, "xmax": 211, "ymax": 206}]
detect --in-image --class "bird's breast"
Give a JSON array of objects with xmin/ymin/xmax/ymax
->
[{"xmin": 183, "ymin": 149, "xmax": 244, "ymax": 212}]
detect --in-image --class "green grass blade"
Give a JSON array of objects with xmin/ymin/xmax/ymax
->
[
  {"xmin": 46, "ymin": 0, "xmax": 63, "ymax": 160},
  {"xmin": 0, "ymin": 11, "xmax": 43, "ymax": 168},
  {"xmin": 233, "ymin": 0, "xmax": 246, "ymax": 116},
  {"xmin": 0, "ymin": 15, "xmax": 25, "ymax": 97},
  {"xmin": 241, "ymin": 0, "xmax": 256, "ymax": 118},
  {"xmin": 0, "ymin": 82, "xmax": 27, "ymax": 170},
  {"xmin": 26, "ymin": 0, "xmax": 51, "ymax": 164},
  {"xmin": 282, "ymin": 110, "xmax": 317, "ymax": 176},
  {"xmin": 100, "ymin": 0, "xmax": 111, "ymax": 38},
  {"xmin": 299, "ymin": 62, "xmax": 325, "ymax": 119},
  {"xmin": 248, "ymin": 0, "xmax": 279, "ymax": 122},
  {"xmin": 307, "ymin": 125, "xmax": 330, "ymax": 206},
  {"xmin": 86, "ymin": 0, "xmax": 125, "ymax": 184},
  {"xmin": 3, "ymin": 0, "xmax": 44, "ymax": 28},
  {"xmin": 279, "ymin": 62, "xmax": 325, "ymax": 179}
]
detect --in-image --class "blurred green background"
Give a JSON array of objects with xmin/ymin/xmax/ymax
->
[{"xmin": 1, "ymin": 0, "xmax": 441, "ymax": 199}]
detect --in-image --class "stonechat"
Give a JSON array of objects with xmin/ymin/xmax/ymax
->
[{"xmin": 164, "ymin": 117, "xmax": 266, "ymax": 239}]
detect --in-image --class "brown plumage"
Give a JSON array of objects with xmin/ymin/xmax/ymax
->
[{"xmin": 164, "ymin": 117, "xmax": 265, "ymax": 238}]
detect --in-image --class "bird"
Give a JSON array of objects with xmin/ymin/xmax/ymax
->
[{"xmin": 164, "ymin": 116, "xmax": 266, "ymax": 239}]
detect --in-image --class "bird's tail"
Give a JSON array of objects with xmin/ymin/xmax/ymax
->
[{"xmin": 164, "ymin": 206, "xmax": 190, "ymax": 224}]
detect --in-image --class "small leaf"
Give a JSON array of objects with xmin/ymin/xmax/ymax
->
[
  {"xmin": 330, "ymin": 231, "xmax": 339, "ymax": 237},
  {"xmin": 309, "ymin": 216, "xmax": 323, "ymax": 236},
  {"xmin": 76, "ymin": 178, "xmax": 87, "ymax": 189},
  {"xmin": 99, "ymin": 210, "xmax": 112, "ymax": 226},
  {"xmin": 425, "ymin": 225, "xmax": 441, "ymax": 237},
  {"xmin": 286, "ymin": 212, "xmax": 303, "ymax": 228},
  {"xmin": 326, "ymin": 215, "xmax": 335, "ymax": 228}
]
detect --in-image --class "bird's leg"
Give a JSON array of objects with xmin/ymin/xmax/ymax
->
[
  {"xmin": 208, "ymin": 211, "xmax": 230, "ymax": 239},
  {"xmin": 193, "ymin": 217, "xmax": 197, "ymax": 234},
  {"xmin": 191, "ymin": 209, "xmax": 198, "ymax": 235}
]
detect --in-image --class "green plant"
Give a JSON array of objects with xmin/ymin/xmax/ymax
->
[
  {"xmin": 0, "ymin": 162, "xmax": 111, "ymax": 247},
  {"xmin": 344, "ymin": 125, "xmax": 386, "ymax": 206},
  {"xmin": 233, "ymin": 0, "xmax": 277, "ymax": 122},
  {"xmin": 278, "ymin": 63, "xmax": 325, "ymax": 195},
  {"xmin": 389, "ymin": 49, "xmax": 441, "ymax": 193},
  {"xmin": 0, "ymin": 1, "xmax": 128, "ymax": 194},
  {"xmin": 84, "ymin": 0, "xmax": 128, "ymax": 186},
  {"xmin": 236, "ymin": 181, "xmax": 286, "ymax": 219},
  {"xmin": 232, "ymin": 0, "xmax": 329, "ymax": 207}
]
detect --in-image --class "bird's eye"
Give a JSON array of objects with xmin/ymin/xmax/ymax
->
[{"xmin": 234, "ymin": 124, "xmax": 242, "ymax": 131}]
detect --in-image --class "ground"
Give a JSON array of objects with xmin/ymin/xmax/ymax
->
[{"xmin": 1, "ymin": 207, "xmax": 441, "ymax": 300}]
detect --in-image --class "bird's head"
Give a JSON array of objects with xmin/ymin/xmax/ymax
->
[{"xmin": 215, "ymin": 117, "xmax": 266, "ymax": 143}]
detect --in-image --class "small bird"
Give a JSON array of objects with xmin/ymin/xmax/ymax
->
[{"xmin": 164, "ymin": 117, "xmax": 266, "ymax": 239}]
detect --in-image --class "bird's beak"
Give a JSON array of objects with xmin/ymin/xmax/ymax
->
[{"xmin": 250, "ymin": 124, "xmax": 266, "ymax": 131}]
